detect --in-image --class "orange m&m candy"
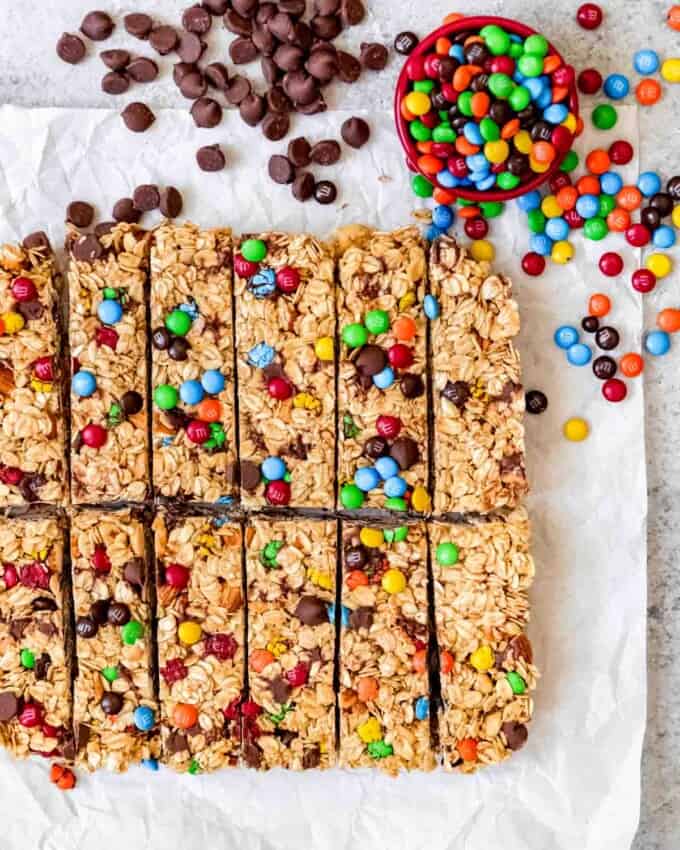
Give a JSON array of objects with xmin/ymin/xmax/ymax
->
[
  {"xmin": 172, "ymin": 702, "xmax": 198, "ymax": 730},
  {"xmin": 607, "ymin": 207, "xmax": 631, "ymax": 232},
  {"xmin": 616, "ymin": 186, "xmax": 642, "ymax": 211},
  {"xmin": 667, "ymin": 5, "xmax": 680, "ymax": 29},
  {"xmin": 440, "ymin": 649, "xmax": 454, "ymax": 674},
  {"xmin": 657, "ymin": 308, "xmax": 680, "ymax": 333},
  {"xmin": 576, "ymin": 175, "xmax": 601, "ymax": 196},
  {"xmin": 345, "ymin": 569, "xmax": 369, "ymax": 590},
  {"xmin": 393, "ymin": 316, "xmax": 417, "ymax": 340},
  {"xmin": 586, "ymin": 148, "xmax": 610, "ymax": 174},
  {"xmin": 250, "ymin": 649, "xmax": 275, "ymax": 673},
  {"xmin": 412, "ymin": 648, "xmax": 427, "ymax": 673},
  {"xmin": 197, "ymin": 399, "xmax": 221, "ymax": 422},
  {"xmin": 636, "ymin": 78, "xmax": 662, "ymax": 106},
  {"xmin": 589, "ymin": 293, "xmax": 611, "ymax": 317},
  {"xmin": 458, "ymin": 738, "xmax": 478, "ymax": 761},
  {"xmin": 619, "ymin": 353, "xmax": 644, "ymax": 377},
  {"xmin": 556, "ymin": 186, "xmax": 579, "ymax": 211},
  {"xmin": 357, "ymin": 677, "xmax": 379, "ymax": 702}
]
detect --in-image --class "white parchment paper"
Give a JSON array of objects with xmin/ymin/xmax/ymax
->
[{"xmin": 0, "ymin": 104, "xmax": 646, "ymax": 850}]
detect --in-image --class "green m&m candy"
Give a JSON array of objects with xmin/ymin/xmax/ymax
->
[
  {"xmin": 20, "ymin": 649, "xmax": 35, "ymax": 669},
  {"xmin": 488, "ymin": 72, "xmax": 514, "ymax": 99},
  {"xmin": 409, "ymin": 120, "xmax": 431, "ymax": 143},
  {"xmin": 342, "ymin": 323, "xmax": 369, "ymax": 348},
  {"xmin": 523, "ymin": 34, "xmax": 548, "ymax": 57},
  {"xmin": 457, "ymin": 91, "xmax": 473, "ymax": 116},
  {"xmin": 340, "ymin": 483, "xmax": 365, "ymax": 509},
  {"xmin": 497, "ymin": 172, "xmax": 520, "ymax": 191},
  {"xmin": 364, "ymin": 309, "xmax": 390, "ymax": 335},
  {"xmin": 482, "ymin": 25, "xmax": 510, "ymax": 56},
  {"xmin": 479, "ymin": 117, "xmax": 500, "ymax": 142},
  {"xmin": 121, "ymin": 620, "xmax": 144, "ymax": 645},
  {"xmin": 598, "ymin": 194, "xmax": 616, "ymax": 217},
  {"xmin": 592, "ymin": 103, "xmax": 618, "ymax": 130},
  {"xmin": 165, "ymin": 309, "xmax": 192, "ymax": 337},
  {"xmin": 102, "ymin": 287, "xmax": 118, "ymax": 300},
  {"xmin": 480, "ymin": 201, "xmax": 504, "ymax": 219},
  {"xmin": 432, "ymin": 124, "xmax": 456, "ymax": 143},
  {"xmin": 527, "ymin": 209, "xmax": 546, "ymax": 233},
  {"xmin": 560, "ymin": 150, "xmax": 579, "ymax": 172},
  {"xmin": 506, "ymin": 671, "xmax": 527, "ymax": 694},
  {"xmin": 383, "ymin": 526, "xmax": 408, "ymax": 544},
  {"xmin": 240, "ymin": 238, "xmax": 267, "ymax": 263},
  {"xmin": 384, "ymin": 497, "xmax": 407, "ymax": 512},
  {"xmin": 509, "ymin": 85, "xmax": 531, "ymax": 112},
  {"xmin": 411, "ymin": 174, "xmax": 433, "ymax": 198},
  {"xmin": 517, "ymin": 53, "xmax": 543, "ymax": 77},
  {"xmin": 413, "ymin": 79, "xmax": 435, "ymax": 93},
  {"xmin": 509, "ymin": 42, "xmax": 523, "ymax": 58},
  {"xmin": 154, "ymin": 384, "xmax": 179, "ymax": 410},
  {"xmin": 436, "ymin": 541, "xmax": 459, "ymax": 566},
  {"xmin": 583, "ymin": 217, "xmax": 608, "ymax": 240},
  {"xmin": 101, "ymin": 666, "xmax": 119, "ymax": 683},
  {"xmin": 367, "ymin": 739, "xmax": 394, "ymax": 759}
]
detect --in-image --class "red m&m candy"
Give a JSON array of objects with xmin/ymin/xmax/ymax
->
[
  {"xmin": 602, "ymin": 378, "xmax": 627, "ymax": 402},
  {"xmin": 577, "ymin": 3, "xmax": 603, "ymax": 29},
  {"xmin": 276, "ymin": 266, "xmax": 301, "ymax": 294},
  {"xmin": 577, "ymin": 68, "xmax": 603, "ymax": 94},
  {"xmin": 599, "ymin": 252, "xmax": 623, "ymax": 276},
  {"xmin": 11, "ymin": 277, "xmax": 38, "ymax": 302},
  {"xmin": 268, "ymin": 376, "xmax": 293, "ymax": 400},
  {"xmin": 81, "ymin": 423, "xmax": 107, "ymax": 449},
  {"xmin": 234, "ymin": 253, "xmax": 259, "ymax": 278},
  {"xmin": 165, "ymin": 563, "xmax": 190, "ymax": 589},
  {"xmin": 631, "ymin": 268, "xmax": 656, "ymax": 293},
  {"xmin": 265, "ymin": 479, "xmax": 291, "ymax": 505},
  {"xmin": 376, "ymin": 415, "xmax": 402, "ymax": 439},
  {"xmin": 388, "ymin": 344, "xmax": 414, "ymax": 369},
  {"xmin": 609, "ymin": 140, "xmax": 634, "ymax": 165},
  {"xmin": 522, "ymin": 252, "xmax": 546, "ymax": 276},
  {"xmin": 626, "ymin": 224, "xmax": 651, "ymax": 247},
  {"xmin": 186, "ymin": 420, "xmax": 211, "ymax": 444},
  {"xmin": 33, "ymin": 356, "xmax": 54, "ymax": 381}
]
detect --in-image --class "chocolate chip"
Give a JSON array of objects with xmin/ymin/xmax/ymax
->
[
  {"xmin": 133, "ymin": 184, "xmax": 160, "ymax": 212},
  {"xmin": 279, "ymin": 0, "xmax": 306, "ymax": 14},
  {"xmin": 183, "ymin": 4, "xmax": 212, "ymax": 34},
  {"xmin": 166, "ymin": 731, "xmax": 189, "ymax": 753},
  {"xmin": 66, "ymin": 201, "xmax": 94, "ymax": 228},
  {"xmin": 256, "ymin": 3, "xmax": 277, "ymax": 23},
  {"xmin": 306, "ymin": 48, "xmax": 338, "ymax": 83},
  {"xmin": 122, "ymin": 102, "xmax": 155, "ymax": 132},
  {"xmin": 168, "ymin": 336, "xmax": 191, "ymax": 360},
  {"xmin": 302, "ymin": 745, "xmax": 321, "ymax": 769},
  {"xmin": 16, "ymin": 470, "xmax": 45, "ymax": 501},
  {"xmin": 76, "ymin": 615, "xmax": 98, "ymax": 639},
  {"xmin": 525, "ymin": 389, "xmax": 548, "ymax": 414},
  {"xmin": 295, "ymin": 96, "xmax": 327, "ymax": 115},
  {"xmin": 102, "ymin": 71, "xmax": 130, "ymax": 95},
  {"xmin": 127, "ymin": 57, "xmax": 159, "ymax": 83},
  {"xmin": 36, "ymin": 619, "xmax": 57, "ymax": 638},
  {"xmin": 173, "ymin": 62, "xmax": 197, "ymax": 85},
  {"xmin": 239, "ymin": 93, "xmax": 266, "ymax": 126},
  {"xmin": 502, "ymin": 721, "xmax": 528, "ymax": 751},
  {"xmin": 191, "ymin": 97, "xmax": 223, "ymax": 128},
  {"xmin": 57, "ymin": 32, "xmax": 86, "ymax": 64},
  {"xmin": 593, "ymin": 355, "xmax": 617, "ymax": 380},
  {"xmin": 292, "ymin": 172, "xmax": 315, "ymax": 201},
  {"xmin": 314, "ymin": 180, "xmax": 337, "ymax": 204},
  {"xmin": 290, "ymin": 21, "xmax": 313, "ymax": 50},
  {"xmin": 294, "ymin": 595, "xmax": 328, "ymax": 626},
  {"xmin": 123, "ymin": 557, "xmax": 145, "ymax": 590},
  {"xmin": 100, "ymin": 692, "xmax": 124, "ymax": 715},
  {"xmin": 205, "ymin": 62, "xmax": 230, "ymax": 89},
  {"xmin": 160, "ymin": 187, "xmax": 184, "ymax": 218},
  {"xmin": 225, "ymin": 74, "xmax": 251, "ymax": 104},
  {"xmin": 337, "ymin": 50, "xmax": 361, "ymax": 82},
  {"xmin": 401, "ymin": 373, "xmax": 424, "ymax": 399},
  {"xmin": 344, "ymin": 544, "xmax": 367, "ymax": 569},
  {"xmin": 268, "ymin": 11, "xmax": 293, "ymax": 40},
  {"xmin": 112, "ymin": 197, "xmax": 141, "ymax": 223},
  {"xmin": 229, "ymin": 36, "xmax": 259, "ymax": 64},
  {"xmin": 72, "ymin": 234, "xmax": 104, "ymax": 262},
  {"xmin": 315, "ymin": 0, "xmax": 340, "ymax": 12},
  {"xmin": 145, "ymin": 25, "xmax": 177, "ymax": 56},
  {"xmin": 163, "ymin": 408, "xmax": 190, "ymax": 431},
  {"xmin": 595, "ymin": 326, "xmax": 619, "ymax": 350},
  {"xmin": 252, "ymin": 24, "xmax": 277, "ymax": 56},
  {"xmin": 179, "ymin": 70, "xmax": 207, "ymax": 99},
  {"xmin": 261, "ymin": 57, "xmax": 280, "ymax": 85},
  {"xmin": 341, "ymin": 116, "xmax": 370, "ymax": 148},
  {"xmin": 243, "ymin": 741, "xmax": 262, "ymax": 768},
  {"xmin": 268, "ymin": 155, "xmax": 295, "ymax": 184},
  {"xmin": 442, "ymin": 379, "xmax": 469, "ymax": 408},
  {"xmin": 203, "ymin": 0, "xmax": 228, "ymax": 12},
  {"xmin": 23, "ymin": 231, "xmax": 52, "ymax": 254},
  {"xmin": 507, "ymin": 634, "xmax": 533, "ymax": 663},
  {"xmin": 107, "ymin": 602, "xmax": 131, "ymax": 626},
  {"xmin": 101, "ymin": 49, "xmax": 130, "ymax": 70},
  {"xmin": 240, "ymin": 460, "xmax": 261, "ymax": 491},
  {"xmin": 232, "ymin": 0, "xmax": 258, "ymax": 15},
  {"xmin": 81, "ymin": 11, "xmax": 114, "ymax": 41},
  {"xmin": 270, "ymin": 675, "xmax": 292, "ymax": 704},
  {"xmin": 89, "ymin": 599, "xmax": 110, "ymax": 625},
  {"xmin": 360, "ymin": 42, "xmax": 388, "ymax": 70},
  {"xmin": 348, "ymin": 606, "xmax": 373, "ymax": 630},
  {"xmin": 176, "ymin": 31, "xmax": 205, "ymax": 63},
  {"xmin": 34, "ymin": 652, "xmax": 51, "ymax": 681},
  {"xmin": 124, "ymin": 13, "xmax": 153, "ymax": 39},
  {"xmin": 0, "ymin": 692, "xmax": 19, "ymax": 722},
  {"xmin": 16, "ymin": 300, "xmax": 44, "ymax": 323},
  {"xmin": 32, "ymin": 596, "xmax": 57, "ymax": 612},
  {"xmin": 266, "ymin": 85, "xmax": 291, "ymax": 113},
  {"xmin": 287, "ymin": 136, "xmax": 311, "ymax": 167},
  {"xmin": 197, "ymin": 144, "xmax": 226, "ymax": 172},
  {"xmin": 311, "ymin": 14, "xmax": 341, "ymax": 39},
  {"xmin": 390, "ymin": 436, "xmax": 419, "ymax": 470},
  {"xmin": 355, "ymin": 344, "xmax": 387, "ymax": 376},
  {"xmin": 282, "ymin": 70, "xmax": 318, "ymax": 105},
  {"xmin": 310, "ymin": 139, "xmax": 341, "ymax": 166},
  {"xmin": 9, "ymin": 618, "xmax": 31, "ymax": 640},
  {"xmin": 394, "ymin": 31, "xmax": 418, "ymax": 54},
  {"xmin": 341, "ymin": 0, "xmax": 366, "ymax": 25},
  {"xmin": 274, "ymin": 44, "xmax": 305, "ymax": 71},
  {"xmin": 225, "ymin": 9, "xmax": 253, "ymax": 36},
  {"xmin": 363, "ymin": 436, "xmax": 389, "ymax": 460},
  {"xmin": 120, "ymin": 390, "xmax": 144, "ymax": 416}
]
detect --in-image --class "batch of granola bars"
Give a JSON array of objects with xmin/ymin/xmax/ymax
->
[{"xmin": 0, "ymin": 220, "xmax": 536, "ymax": 777}]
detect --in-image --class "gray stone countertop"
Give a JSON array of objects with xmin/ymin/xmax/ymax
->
[{"xmin": 0, "ymin": 0, "xmax": 678, "ymax": 846}]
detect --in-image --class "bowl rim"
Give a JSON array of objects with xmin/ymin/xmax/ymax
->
[{"xmin": 393, "ymin": 15, "xmax": 580, "ymax": 203}]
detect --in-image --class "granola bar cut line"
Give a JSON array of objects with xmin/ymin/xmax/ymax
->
[
  {"xmin": 71, "ymin": 509, "xmax": 159, "ymax": 772},
  {"xmin": 430, "ymin": 509, "xmax": 538, "ymax": 772},
  {"xmin": 151, "ymin": 223, "xmax": 238, "ymax": 504},
  {"xmin": 245, "ymin": 517, "xmax": 337, "ymax": 771},
  {"xmin": 0, "ymin": 236, "xmax": 66, "ymax": 505},
  {"xmin": 429, "ymin": 235, "xmax": 528, "ymax": 515},
  {"xmin": 0, "ymin": 517, "xmax": 73, "ymax": 761},
  {"xmin": 338, "ymin": 520, "xmax": 435, "ymax": 774},
  {"xmin": 154, "ymin": 512, "xmax": 244, "ymax": 773},
  {"xmin": 234, "ymin": 232, "xmax": 336, "ymax": 510},
  {"xmin": 334, "ymin": 225, "xmax": 431, "ymax": 515},
  {"xmin": 68, "ymin": 223, "xmax": 151, "ymax": 504}
]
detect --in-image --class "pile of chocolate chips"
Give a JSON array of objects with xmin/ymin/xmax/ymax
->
[
  {"xmin": 65, "ymin": 184, "xmax": 184, "ymax": 236},
  {"xmin": 56, "ymin": 3, "xmax": 388, "ymax": 201}
]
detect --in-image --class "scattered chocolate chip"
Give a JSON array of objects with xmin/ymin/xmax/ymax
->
[
  {"xmin": 100, "ymin": 49, "xmax": 130, "ymax": 71},
  {"xmin": 197, "ymin": 144, "xmax": 226, "ymax": 172},
  {"xmin": 183, "ymin": 4, "xmax": 212, "ymax": 34},
  {"xmin": 288, "ymin": 136, "xmax": 311, "ymax": 167},
  {"xmin": 120, "ymin": 390, "xmax": 144, "ymax": 416},
  {"xmin": 355, "ymin": 344, "xmax": 387, "ymax": 376},
  {"xmin": 232, "ymin": 0, "xmax": 258, "ymax": 15},
  {"xmin": 66, "ymin": 201, "xmax": 95, "ymax": 228},
  {"xmin": 279, "ymin": 0, "xmax": 306, "ymax": 14},
  {"xmin": 341, "ymin": 0, "xmax": 366, "ymax": 25},
  {"xmin": 262, "ymin": 112, "xmax": 290, "ymax": 141},
  {"xmin": 100, "ymin": 692, "xmax": 124, "ymax": 715},
  {"xmin": 160, "ymin": 187, "xmax": 184, "ymax": 218},
  {"xmin": 239, "ymin": 459, "xmax": 260, "ymax": 491},
  {"xmin": 390, "ymin": 436, "xmax": 419, "ymax": 470},
  {"xmin": 203, "ymin": 0, "xmax": 229, "ymax": 12},
  {"xmin": 274, "ymin": 44, "xmax": 304, "ymax": 72},
  {"xmin": 225, "ymin": 74, "xmax": 251, "ymax": 104},
  {"xmin": 243, "ymin": 741, "xmax": 262, "ymax": 768},
  {"xmin": 268, "ymin": 154, "xmax": 295, "ymax": 184},
  {"xmin": 81, "ymin": 10, "xmax": 114, "ymax": 41},
  {"xmin": 205, "ymin": 62, "xmax": 230, "ymax": 89},
  {"xmin": 360, "ymin": 42, "xmax": 388, "ymax": 71},
  {"xmin": 315, "ymin": 0, "xmax": 340, "ymax": 12},
  {"xmin": 256, "ymin": 2, "xmax": 277, "ymax": 24},
  {"xmin": 23, "ymin": 231, "xmax": 52, "ymax": 254},
  {"xmin": 16, "ymin": 301, "xmax": 44, "ymax": 323},
  {"xmin": 121, "ymin": 102, "xmax": 155, "ymax": 132},
  {"xmin": 337, "ymin": 50, "xmax": 361, "ymax": 82},
  {"xmin": 112, "ymin": 197, "xmax": 141, "ymax": 223},
  {"xmin": 268, "ymin": 11, "xmax": 294, "ymax": 40},
  {"xmin": 173, "ymin": 62, "xmax": 197, "ymax": 85},
  {"xmin": 94, "ymin": 221, "xmax": 115, "ymax": 238},
  {"xmin": 314, "ymin": 180, "xmax": 337, "ymax": 204},
  {"xmin": 34, "ymin": 652, "xmax": 51, "ymax": 681},
  {"xmin": 76, "ymin": 615, "xmax": 98, "ymax": 639},
  {"xmin": 0, "ymin": 692, "xmax": 19, "ymax": 722},
  {"xmin": 266, "ymin": 85, "xmax": 291, "ymax": 112},
  {"xmin": 292, "ymin": 171, "xmax": 315, "ymax": 201},
  {"xmin": 502, "ymin": 721, "xmax": 528, "ymax": 751},
  {"xmin": 57, "ymin": 32, "xmax": 87, "ymax": 64},
  {"xmin": 127, "ymin": 57, "xmax": 159, "ymax": 83},
  {"xmin": 72, "ymin": 234, "xmax": 104, "ymax": 262},
  {"xmin": 163, "ymin": 408, "xmax": 190, "ymax": 431},
  {"xmin": 294, "ymin": 595, "xmax": 328, "ymax": 625},
  {"xmin": 283, "ymin": 70, "xmax": 318, "ymax": 105},
  {"xmin": 32, "ymin": 596, "xmax": 57, "ymax": 611},
  {"xmin": 441, "ymin": 379, "xmax": 469, "ymax": 408},
  {"xmin": 270, "ymin": 675, "xmax": 292, "ymax": 704},
  {"xmin": 400, "ymin": 373, "xmax": 424, "ymax": 399},
  {"xmin": 229, "ymin": 36, "xmax": 259, "ymax": 64},
  {"xmin": 168, "ymin": 336, "xmax": 191, "ymax": 360},
  {"xmin": 176, "ymin": 31, "xmax": 205, "ymax": 63},
  {"xmin": 191, "ymin": 97, "xmax": 223, "ymax": 128},
  {"xmin": 302, "ymin": 745, "xmax": 321, "ymax": 769},
  {"xmin": 131, "ymin": 184, "xmax": 160, "ymax": 212},
  {"xmin": 394, "ymin": 31, "xmax": 419, "ymax": 54},
  {"xmin": 123, "ymin": 558, "xmax": 145, "ymax": 590},
  {"xmin": 179, "ymin": 70, "xmax": 207, "ymax": 99},
  {"xmin": 147, "ymin": 24, "xmax": 178, "ymax": 56},
  {"xmin": 310, "ymin": 139, "xmax": 341, "ymax": 165},
  {"xmin": 261, "ymin": 57, "xmax": 280, "ymax": 85},
  {"xmin": 341, "ymin": 116, "xmax": 370, "ymax": 148},
  {"xmin": 525, "ymin": 389, "xmax": 548, "ymax": 414},
  {"xmin": 595, "ymin": 326, "xmax": 619, "ymax": 350},
  {"xmin": 311, "ymin": 14, "xmax": 341, "ymax": 40},
  {"xmin": 592, "ymin": 355, "xmax": 617, "ymax": 380},
  {"xmin": 166, "ymin": 730, "xmax": 189, "ymax": 753},
  {"xmin": 124, "ymin": 13, "xmax": 153, "ymax": 39},
  {"xmin": 306, "ymin": 48, "xmax": 338, "ymax": 83},
  {"xmin": 239, "ymin": 93, "xmax": 266, "ymax": 126},
  {"xmin": 295, "ymin": 95, "xmax": 327, "ymax": 115},
  {"xmin": 290, "ymin": 20, "xmax": 313, "ymax": 50},
  {"xmin": 224, "ymin": 9, "xmax": 253, "ymax": 36},
  {"xmin": 102, "ymin": 71, "xmax": 130, "ymax": 95},
  {"xmin": 9, "ymin": 618, "xmax": 31, "ymax": 640},
  {"xmin": 348, "ymin": 606, "xmax": 373, "ymax": 630},
  {"xmin": 363, "ymin": 436, "xmax": 389, "ymax": 460},
  {"xmin": 252, "ymin": 24, "xmax": 276, "ymax": 56}
]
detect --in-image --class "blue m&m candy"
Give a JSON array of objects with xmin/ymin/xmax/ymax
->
[
  {"xmin": 97, "ymin": 299, "xmax": 123, "ymax": 325},
  {"xmin": 72, "ymin": 370, "xmax": 97, "ymax": 398},
  {"xmin": 554, "ymin": 325, "xmax": 579, "ymax": 349},
  {"xmin": 261, "ymin": 456, "xmax": 286, "ymax": 481},
  {"xmin": 603, "ymin": 73, "xmax": 630, "ymax": 99},
  {"xmin": 645, "ymin": 330, "xmax": 671, "ymax": 356},
  {"xmin": 567, "ymin": 343, "xmax": 592, "ymax": 366},
  {"xmin": 355, "ymin": 466, "xmax": 381, "ymax": 492},
  {"xmin": 375, "ymin": 456, "xmax": 399, "ymax": 480},
  {"xmin": 201, "ymin": 369, "xmax": 225, "ymax": 395},
  {"xmin": 180, "ymin": 380, "xmax": 204, "ymax": 406},
  {"xmin": 633, "ymin": 49, "xmax": 660, "ymax": 75},
  {"xmin": 133, "ymin": 706, "xmax": 155, "ymax": 732}
]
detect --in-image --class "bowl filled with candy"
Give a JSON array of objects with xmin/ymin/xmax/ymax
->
[{"xmin": 394, "ymin": 16, "xmax": 580, "ymax": 202}]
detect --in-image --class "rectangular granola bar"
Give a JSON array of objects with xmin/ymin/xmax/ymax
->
[
  {"xmin": 335, "ymin": 226, "xmax": 430, "ymax": 513},
  {"xmin": 0, "ymin": 517, "xmax": 72, "ymax": 760},
  {"xmin": 154, "ymin": 512, "xmax": 244, "ymax": 773},
  {"xmin": 68, "ymin": 223, "xmax": 151, "ymax": 503},
  {"xmin": 70, "ymin": 509, "xmax": 159, "ymax": 771},
  {"xmin": 430, "ymin": 509, "xmax": 537, "ymax": 771},
  {"xmin": 245, "ymin": 517, "xmax": 336, "ymax": 770},
  {"xmin": 0, "ymin": 235, "xmax": 65, "ymax": 505},
  {"xmin": 234, "ymin": 233, "xmax": 336, "ymax": 509},
  {"xmin": 150, "ymin": 223, "xmax": 238, "ymax": 504},
  {"xmin": 429, "ymin": 236, "xmax": 527, "ymax": 514},
  {"xmin": 338, "ymin": 521, "xmax": 435, "ymax": 773}
]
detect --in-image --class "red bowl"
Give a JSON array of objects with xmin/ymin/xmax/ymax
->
[{"xmin": 394, "ymin": 15, "xmax": 580, "ymax": 203}]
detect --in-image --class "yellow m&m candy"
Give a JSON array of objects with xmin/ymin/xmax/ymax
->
[
  {"xmin": 469, "ymin": 645, "xmax": 495, "ymax": 672},
  {"xmin": 381, "ymin": 568, "xmax": 406, "ymax": 594},
  {"xmin": 359, "ymin": 527, "xmax": 384, "ymax": 548},
  {"xmin": 314, "ymin": 336, "xmax": 334, "ymax": 361},
  {"xmin": 178, "ymin": 620, "xmax": 202, "ymax": 645},
  {"xmin": 563, "ymin": 417, "xmax": 589, "ymax": 442}
]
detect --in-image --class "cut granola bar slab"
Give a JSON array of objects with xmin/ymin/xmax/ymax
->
[
  {"xmin": 154, "ymin": 512, "xmax": 244, "ymax": 773},
  {"xmin": 0, "ymin": 236, "xmax": 65, "ymax": 505},
  {"xmin": 245, "ymin": 517, "xmax": 336, "ymax": 770},
  {"xmin": 335, "ymin": 226, "xmax": 430, "ymax": 514},
  {"xmin": 68, "ymin": 223, "xmax": 151, "ymax": 503},
  {"xmin": 429, "ymin": 236, "xmax": 527, "ymax": 514},
  {"xmin": 338, "ymin": 521, "xmax": 434, "ymax": 774},
  {"xmin": 71, "ymin": 509, "xmax": 159, "ymax": 771},
  {"xmin": 151, "ymin": 223, "xmax": 238, "ymax": 504},
  {"xmin": 234, "ymin": 233, "xmax": 336, "ymax": 509},
  {"xmin": 0, "ymin": 517, "xmax": 72, "ymax": 760},
  {"xmin": 430, "ymin": 509, "xmax": 538, "ymax": 772}
]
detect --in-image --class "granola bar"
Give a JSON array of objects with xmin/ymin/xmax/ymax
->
[
  {"xmin": 429, "ymin": 236, "xmax": 527, "ymax": 514},
  {"xmin": 245, "ymin": 517, "xmax": 336, "ymax": 770},
  {"xmin": 71, "ymin": 509, "xmax": 159, "ymax": 771},
  {"xmin": 338, "ymin": 521, "xmax": 434, "ymax": 774},
  {"xmin": 68, "ymin": 223, "xmax": 151, "ymax": 503},
  {"xmin": 151, "ymin": 223, "xmax": 238, "ymax": 504},
  {"xmin": 0, "ymin": 235, "xmax": 65, "ymax": 505},
  {"xmin": 234, "ymin": 233, "xmax": 335, "ymax": 509},
  {"xmin": 430, "ymin": 509, "xmax": 538, "ymax": 771},
  {"xmin": 0, "ymin": 517, "xmax": 72, "ymax": 760},
  {"xmin": 154, "ymin": 512, "xmax": 244, "ymax": 773},
  {"xmin": 335, "ymin": 226, "xmax": 430, "ymax": 514}
]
